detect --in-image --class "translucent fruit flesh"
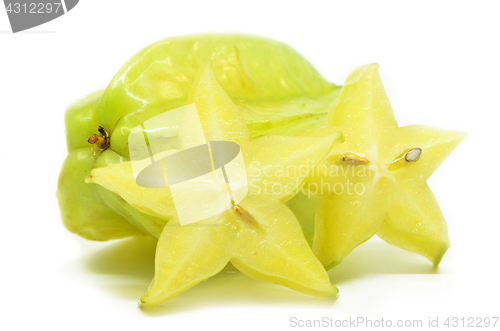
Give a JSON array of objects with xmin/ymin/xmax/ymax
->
[
  {"xmin": 87, "ymin": 63, "xmax": 343, "ymax": 306},
  {"xmin": 291, "ymin": 64, "xmax": 466, "ymax": 269},
  {"xmin": 58, "ymin": 34, "xmax": 342, "ymax": 240}
]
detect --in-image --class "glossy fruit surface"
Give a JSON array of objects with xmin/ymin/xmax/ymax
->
[
  {"xmin": 290, "ymin": 64, "xmax": 466, "ymax": 269},
  {"xmin": 58, "ymin": 34, "xmax": 341, "ymax": 240},
  {"xmin": 87, "ymin": 63, "xmax": 342, "ymax": 306}
]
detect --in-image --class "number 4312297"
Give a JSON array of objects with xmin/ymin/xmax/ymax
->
[
  {"xmin": 6, "ymin": 2, "xmax": 62, "ymax": 14},
  {"xmin": 444, "ymin": 317, "xmax": 499, "ymax": 328}
]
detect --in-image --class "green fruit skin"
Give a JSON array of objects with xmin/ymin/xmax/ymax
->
[
  {"xmin": 286, "ymin": 193, "xmax": 320, "ymax": 247},
  {"xmin": 56, "ymin": 146, "xmax": 142, "ymax": 240},
  {"xmin": 58, "ymin": 33, "xmax": 341, "ymax": 241}
]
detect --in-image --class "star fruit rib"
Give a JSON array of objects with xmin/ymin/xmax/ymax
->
[
  {"xmin": 292, "ymin": 63, "xmax": 466, "ymax": 269},
  {"xmin": 58, "ymin": 34, "xmax": 342, "ymax": 242},
  {"xmin": 86, "ymin": 63, "xmax": 343, "ymax": 307}
]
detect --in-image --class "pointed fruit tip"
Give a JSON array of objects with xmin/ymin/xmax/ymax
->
[
  {"xmin": 325, "ymin": 259, "xmax": 342, "ymax": 271},
  {"xmin": 316, "ymin": 284, "xmax": 339, "ymax": 299},
  {"xmin": 187, "ymin": 59, "xmax": 217, "ymax": 103},
  {"xmin": 332, "ymin": 287, "xmax": 340, "ymax": 299},
  {"xmin": 440, "ymin": 130, "xmax": 467, "ymax": 157},
  {"xmin": 199, "ymin": 59, "xmax": 215, "ymax": 80},
  {"xmin": 430, "ymin": 243, "xmax": 450, "ymax": 267},
  {"xmin": 349, "ymin": 63, "xmax": 381, "ymax": 83},
  {"xmin": 367, "ymin": 62, "xmax": 380, "ymax": 70},
  {"xmin": 334, "ymin": 132, "xmax": 345, "ymax": 144},
  {"xmin": 330, "ymin": 284, "xmax": 340, "ymax": 298},
  {"xmin": 138, "ymin": 295, "xmax": 155, "ymax": 308},
  {"xmin": 354, "ymin": 62, "xmax": 380, "ymax": 76},
  {"xmin": 456, "ymin": 130, "xmax": 468, "ymax": 142},
  {"xmin": 84, "ymin": 174, "xmax": 93, "ymax": 183}
]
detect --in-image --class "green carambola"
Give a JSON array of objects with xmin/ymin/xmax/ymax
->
[{"xmin": 57, "ymin": 34, "xmax": 341, "ymax": 240}]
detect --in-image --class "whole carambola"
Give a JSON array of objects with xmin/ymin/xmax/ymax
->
[{"xmin": 57, "ymin": 34, "xmax": 341, "ymax": 240}]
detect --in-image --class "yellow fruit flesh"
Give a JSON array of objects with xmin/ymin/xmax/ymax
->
[
  {"xmin": 141, "ymin": 195, "xmax": 337, "ymax": 307},
  {"xmin": 59, "ymin": 34, "xmax": 341, "ymax": 241},
  {"xmin": 379, "ymin": 180, "xmax": 450, "ymax": 266},
  {"xmin": 87, "ymin": 63, "xmax": 342, "ymax": 306},
  {"xmin": 313, "ymin": 176, "xmax": 391, "ymax": 269},
  {"xmin": 297, "ymin": 64, "xmax": 465, "ymax": 268}
]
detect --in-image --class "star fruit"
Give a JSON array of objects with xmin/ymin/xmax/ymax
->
[
  {"xmin": 86, "ymin": 63, "xmax": 343, "ymax": 306},
  {"xmin": 290, "ymin": 64, "xmax": 466, "ymax": 269},
  {"xmin": 57, "ymin": 34, "xmax": 342, "ymax": 241}
]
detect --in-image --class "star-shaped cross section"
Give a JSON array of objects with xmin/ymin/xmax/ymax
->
[
  {"xmin": 299, "ymin": 64, "xmax": 466, "ymax": 269},
  {"xmin": 86, "ymin": 62, "xmax": 344, "ymax": 307}
]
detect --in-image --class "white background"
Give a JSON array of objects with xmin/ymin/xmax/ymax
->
[{"xmin": 1, "ymin": 1, "xmax": 499, "ymax": 330}]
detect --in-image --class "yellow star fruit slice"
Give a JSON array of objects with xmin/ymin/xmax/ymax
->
[
  {"xmin": 142, "ymin": 195, "xmax": 336, "ymax": 307},
  {"xmin": 86, "ymin": 62, "xmax": 343, "ymax": 306},
  {"xmin": 294, "ymin": 63, "xmax": 466, "ymax": 269}
]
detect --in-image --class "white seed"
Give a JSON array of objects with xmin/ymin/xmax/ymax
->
[{"xmin": 405, "ymin": 148, "xmax": 422, "ymax": 162}]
